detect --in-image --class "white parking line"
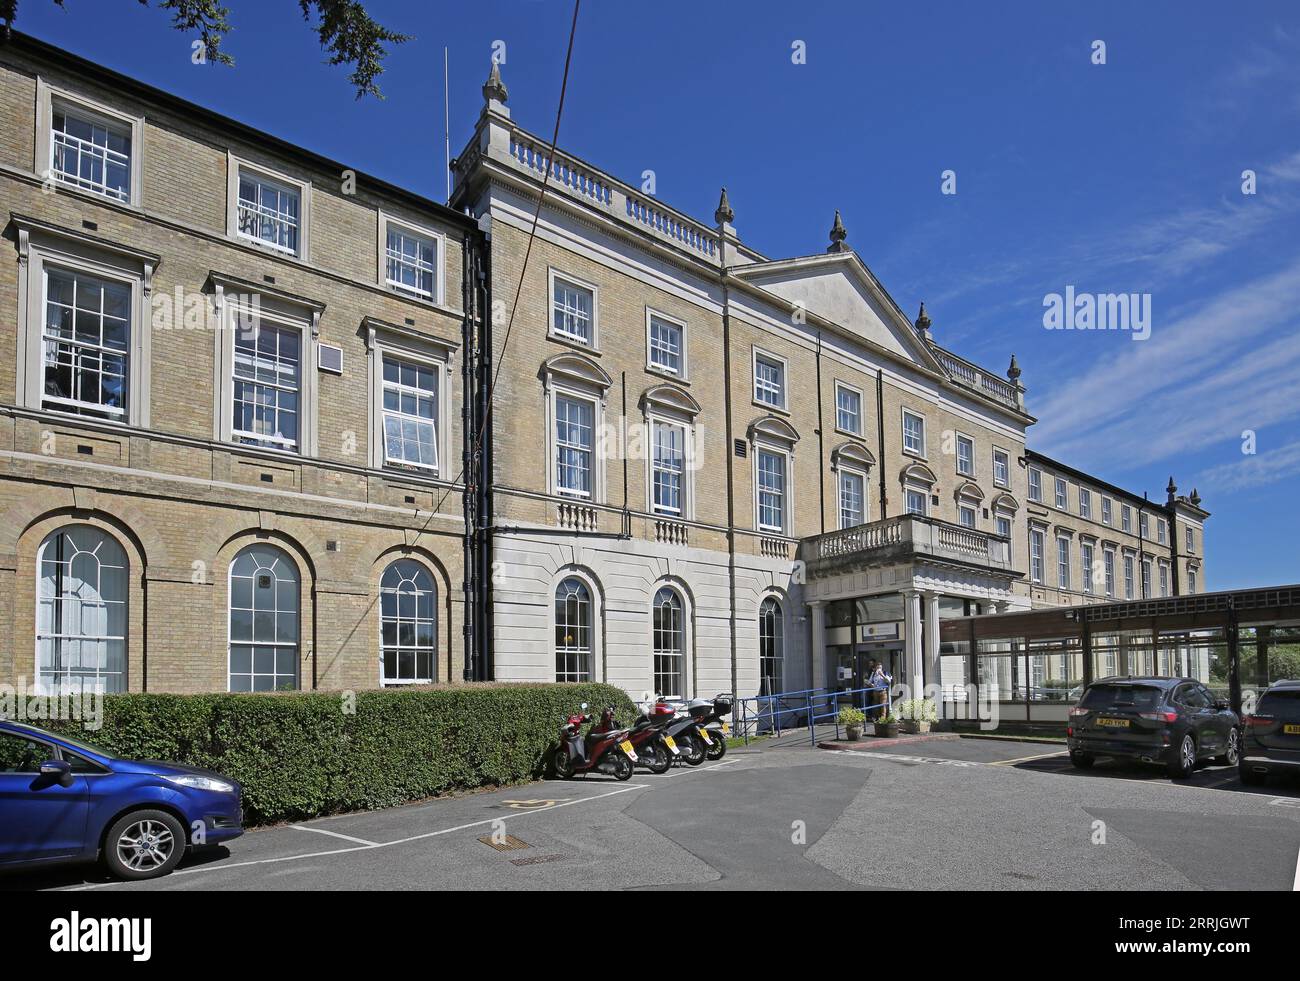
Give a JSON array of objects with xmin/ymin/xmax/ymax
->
[
  {"xmin": 59, "ymin": 783, "xmax": 650, "ymax": 891},
  {"xmin": 1294, "ymin": 846, "xmax": 1300, "ymax": 892},
  {"xmin": 289, "ymin": 825, "xmax": 378, "ymax": 846}
]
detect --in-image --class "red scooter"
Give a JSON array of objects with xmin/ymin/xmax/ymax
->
[
  {"xmin": 552, "ymin": 702, "xmax": 638, "ymax": 781},
  {"xmin": 589, "ymin": 702, "xmax": 679, "ymax": 774}
]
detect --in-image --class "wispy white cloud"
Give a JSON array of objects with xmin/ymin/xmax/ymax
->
[{"xmin": 1197, "ymin": 438, "xmax": 1300, "ymax": 492}]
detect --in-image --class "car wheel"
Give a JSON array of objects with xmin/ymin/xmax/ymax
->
[
  {"xmin": 1167, "ymin": 734, "xmax": 1196, "ymax": 780},
  {"xmin": 1215, "ymin": 728, "xmax": 1239, "ymax": 766},
  {"xmin": 1069, "ymin": 750, "xmax": 1095, "ymax": 769},
  {"xmin": 1238, "ymin": 763, "xmax": 1265, "ymax": 786},
  {"xmin": 103, "ymin": 809, "xmax": 186, "ymax": 881}
]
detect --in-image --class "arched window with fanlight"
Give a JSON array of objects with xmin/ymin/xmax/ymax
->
[
  {"xmin": 36, "ymin": 525, "xmax": 128, "ymax": 694},
  {"xmin": 555, "ymin": 577, "xmax": 592, "ymax": 682},
  {"xmin": 228, "ymin": 544, "xmax": 299, "ymax": 691},
  {"xmin": 759, "ymin": 597, "xmax": 784, "ymax": 696},
  {"xmin": 380, "ymin": 559, "xmax": 437, "ymax": 685},
  {"xmin": 652, "ymin": 586, "xmax": 685, "ymax": 697}
]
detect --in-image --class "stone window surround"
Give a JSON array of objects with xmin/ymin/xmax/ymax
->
[
  {"xmin": 901, "ymin": 405, "xmax": 927, "ymax": 459},
  {"xmin": 644, "ymin": 306, "xmax": 687, "ymax": 381},
  {"xmin": 363, "ymin": 316, "xmax": 457, "ymax": 477},
  {"xmin": 377, "ymin": 211, "xmax": 447, "ymax": 306},
  {"xmin": 640, "ymin": 385, "xmax": 700, "ymax": 522},
  {"xmin": 208, "ymin": 272, "xmax": 323, "ymax": 458},
  {"xmin": 751, "ymin": 345, "xmax": 789, "ymax": 413},
  {"xmin": 547, "ymin": 266, "xmax": 600, "ymax": 350},
  {"xmin": 35, "ymin": 77, "xmax": 146, "ymax": 208},
  {"xmin": 955, "ymin": 429, "xmax": 976, "ymax": 478},
  {"xmin": 749, "ymin": 417, "xmax": 798, "ymax": 536},
  {"xmin": 833, "ymin": 379, "xmax": 864, "ymax": 437},
  {"xmin": 13, "ymin": 215, "xmax": 157, "ymax": 429},
  {"xmin": 992, "ymin": 445, "xmax": 1010, "ymax": 488},
  {"xmin": 226, "ymin": 152, "xmax": 313, "ymax": 261},
  {"xmin": 541, "ymin": 353, "xmax": 611, "ymax": 502}
]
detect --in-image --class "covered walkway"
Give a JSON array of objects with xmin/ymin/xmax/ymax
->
[{"xmin": 937, "ymin": 584, "xmax": 1300, "ymax": 726}]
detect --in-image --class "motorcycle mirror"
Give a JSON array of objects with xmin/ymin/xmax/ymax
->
[{"xmin": 580, "ymin": 702, "xmax": 588, "ymax": 710}]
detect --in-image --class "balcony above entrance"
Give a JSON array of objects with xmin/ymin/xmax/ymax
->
[{"xmin": 800, "ymin": 514, "xmax": 1019, "ymax": 581}]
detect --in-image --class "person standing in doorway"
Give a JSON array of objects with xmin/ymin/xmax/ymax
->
[{"xmin": 868, "ymin": 658, "xmax": 890, "ymax": 718}]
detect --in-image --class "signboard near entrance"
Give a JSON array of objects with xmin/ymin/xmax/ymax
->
[{"xmin": 859, "ymin": 621, "xmax": 901, "ymax": 642}]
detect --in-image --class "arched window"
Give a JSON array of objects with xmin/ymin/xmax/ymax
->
[
  {"xmin": 554, "ymin": 577, "xmax": 592, "ymax": 682},
  {"xmin": 228, "ymin": 544, "xmax": 299, "ymax": 691},
  {"xmin": 759, "ymin": 597, "xmax": 784, "ymax": 696},
  {"xmin": 652, "ymin": 586, "xmax": 685, "ymax": 697},
  {"xmin": 37, "ymin": 525, "xmax": 127, "ymax": 693},
  {"xmin": 380, "ymin": 559, "xmax": 436, "ymax": 685}
]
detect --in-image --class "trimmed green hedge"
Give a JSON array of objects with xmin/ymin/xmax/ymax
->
[{"xmin": 46, "ymin": 684, "xmax": 636, "ymax": 826}]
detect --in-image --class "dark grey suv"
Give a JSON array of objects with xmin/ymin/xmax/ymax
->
[
  {"xmin": 1067, "ymin": 677, "xmax": 1240, "ymax": 779},
  {"xmin": 1239, "ymin": 679, "xmax": 1300, "ymax": 784}
]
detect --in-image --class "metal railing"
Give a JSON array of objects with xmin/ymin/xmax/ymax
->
[{"xmin": 733, "ymin": 684, "xmax": 891, "ymax": 747}]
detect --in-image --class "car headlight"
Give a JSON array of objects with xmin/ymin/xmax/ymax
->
[{"xmin": 161, "ymin": 774, "xmax": 236, "ymax": 793}]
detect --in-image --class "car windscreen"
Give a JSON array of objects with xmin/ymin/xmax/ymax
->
[
  {"xmin": 1079, "ymin": 684, "xmax": 1163, "ymax": 711},
  {"xmin": 1257, "ymin": 690, "xmax": 1300, "ymax": 721}
]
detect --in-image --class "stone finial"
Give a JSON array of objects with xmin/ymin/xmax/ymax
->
[
  {"xmin": 483, "ymin": 61, "xmax": 508, "ymax": 105},
  {"xmin": 714, "ymin": 186, "xmax": 734, "ymax": 226},
  {"xmin": 1166, "ymin": 476, "xmax": 1178, "ymax": 503},
  {"xmin": 1190, "ymin": 487, "xmax": 1202, "ymax": 507},
  {"xmin": 915, "ymin": 302, "xmax": 932, "ymax": 334},
  {"xmin": 1007, "ymin": 353, "xmax": 1021, "ymax": 382},
  {"xmin": 827, "ymin": 210, "xmax": 849, "ymax": 253}
]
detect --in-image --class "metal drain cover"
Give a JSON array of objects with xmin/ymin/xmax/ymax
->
[{"xmin": 478, "ymin": 834, "xmax": 530, "ymax": 851}]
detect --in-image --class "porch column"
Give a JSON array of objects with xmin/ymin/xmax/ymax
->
[
  {"xmin": 923, "ymin": 591, "xmax": 941, "ymax": 715},
  {"xmin": 903, "ymin": 589, "xmax": 924, "ymax": 697},
  {"xmin": 809, "ymin": 600, "xmax": 827, "ymax": 691}
]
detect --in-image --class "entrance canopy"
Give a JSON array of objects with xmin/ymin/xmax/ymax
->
[{"xmin": 938, "ymin": 584, "xmax": 1300, "ymax": 721}]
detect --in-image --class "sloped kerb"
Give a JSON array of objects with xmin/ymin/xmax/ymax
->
[{"xmin": 817, "ymin": 732, "xmax": 959, "ymax": 751}]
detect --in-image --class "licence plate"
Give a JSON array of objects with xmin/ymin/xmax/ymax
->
[
  {"xmin": 721, "ymin": 722, "xmax": 729, "ymax": 734},
  {"xmin": 1096, "ymin": 717, "xmax": 1130, "ymax": 728},
  {"xmin": 698, "ymin": 729, "xmax": 713, "ymax": 745},
  {"xmin": 1285, "ymin": 724, "xmax": 1300, "ymax": 735},
  {"xmin": 620, "ymin": 740, "xmax": 637, "ymax": 761},
  {"xmin": 664, "ymin": 735, "xmax": 679, "ymax": 754}
]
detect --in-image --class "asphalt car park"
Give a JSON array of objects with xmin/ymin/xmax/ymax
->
[{"xmin": 5, "ymin": 731, "xmax": 1297, "ymax": 892}]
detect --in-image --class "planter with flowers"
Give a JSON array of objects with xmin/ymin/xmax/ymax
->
[{"xmin": 897, "ymin": 697, "xmax": 938, "ymax": 734}]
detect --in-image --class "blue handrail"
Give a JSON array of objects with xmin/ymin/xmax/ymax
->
[{"xmin": 733, "ymin": 683, "xmax": 891, "ymax": 747}]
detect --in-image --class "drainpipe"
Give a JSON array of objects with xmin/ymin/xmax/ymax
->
[
  {"xmin": 476, "ymin": 240, "xmax": 494, "ymax": 680},
  {"xmin": 718, "ymin": 244, "xmax": 739, "ymax": 702},
  {"xmin": 875, "ymin": 368, "xmax": 887, "ymax": 518},
  {"xmin": 461, "ymin": 231, "xmax": 477, "ymax": 682},
  {"xmin": 815, "ymin": 331, "xmax": 826, "ymax": 534}
]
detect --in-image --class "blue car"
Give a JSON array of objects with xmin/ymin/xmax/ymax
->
[{"xmin": 0, "ymin": 720, "xmax": 242, "ymax": 880}]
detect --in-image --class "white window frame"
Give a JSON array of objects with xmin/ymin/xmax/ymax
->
[
  {"xmin": 554, "ymin": 573, "xmax": 599, "ymax": 684},
  {"xmin": 838, "ymin": 465, "xmax": 867, "ymax": 529},
  {"xmin": 905, "ymin": 488, "xmax": 929, "ymax": 518},
  {"xmin": 1103, "ymin": 547, "xmax": 1116, "ymax": 597},
  {"xmin": 995, "ymin": 512, "xmax": 1012, "ymax": 544},
  {"xmin": 1142, "ymin": 558, "xmax": 1153, "ymax": 598},
  {"xmin": 1030, "ymin": 528, "xmax": 1045, "ymax": 585},
  {"xmin": 645, "ymin": 308, "xmax": 686, "ymax": 379},
  {"xmin": 752, "ymin": 348, "xmax": 788, "ymax": 411},
  {"xmin": 1122, "ymin": 505, "xmax": 1132, "ymax": 533},
  {"xmin": 1123, "ymin": 552, "xmax": 1135, "ymax": 600},
  {"xmin": 648, "ymin": 414, "xmax": 691, "ymax": 518},
  {"xmin": 212, "ymin": 278, "xmax": 320, "ymax": 457},
  {"xmin": 14, "ymin": 219, "xmax": 155, "ymax": 428},
  {"xmin": 955, "ymin": 432, "xmax": 975, "ymax": 477},
  {"xmin": 1101, "ymin": 497, "xmax": 1112, "ymax": 526},
  {"xmin": 379, "ymin": 558, "xmax": 438, "ymax": 686},
  {"xmin": 552, "ymin": 388, "xmax": 599, "ymax": 500},
  {"xmin": 1188, "ymin": 568, "xmax": 1198, "ymax": 594},
  {"xmin": 958, "ymin": 503, "xmax": 977, "ymax": 529},
  {"xmin": 365, "ymin": 320, "xmax": 455, "ymax": 476},
  {"xmin": 1159, "ymin": 563, "xmax": 1169, "ymax": 597},
  {"xmin": 834, "ymin": 381, "xmax": 863, "ymax": 437},
  {"xmin": 1186, "ymin": 526, "xmax": 1195, "ymax": 553},
  {"xmin": 902, "ymin": 408, "xmax": 926, "ymax": 458},
  {"xmin": 754, "ymin": 443, "xmax": 791, "ymax": 534},
  {"xmin": 378, "ymin": 212, "xmax": 445, "ymax": 305},
  {"xmin": 227, "ymin": 155, "xmax": 311, "ymax": 259},
  {"xmin": 36, "ymin": 79, "xmax": 144, "ymax": 208},
  {"xmin": 548, "ymin": 268, "xmax": 599, "ymax": 348},
  {"xmin": 1054, "ymin": 476, "xmax": 1068, "ymax": 510},
  {"xmin": 1081, "ymin": 542, "xmax": 1095, "ymax": 595},
  {"xmin": 1140, "ymin": 513, "xmax": 1150, "ymax": 539},
  {"xmin": 1057, "ymin": 536, "xmax": 1071, "ymax": 589},
  {"xmin": 992, "ymin": 447, "xmax": 1010, "ymax": 488},
  {"xmin": 1157, "ymin": 518, "xmax": 1167, "ymax": 545},
  {"xmin": 1079, "ymin": 488, "xmax": 1092, "ymax": 520},
  {"xmin": 1028, "ymin": 466, "xmax": 1043, "ymax": 503}
]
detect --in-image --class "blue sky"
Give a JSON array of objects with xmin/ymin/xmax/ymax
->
[{"xmin": 16, "ymin": 0, "xmax": 1300, "ymax": 589}]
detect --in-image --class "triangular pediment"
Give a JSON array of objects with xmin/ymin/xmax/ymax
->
[{"xmin": 732, "ymin": 252, "xmax": 943, "ymax": 371}]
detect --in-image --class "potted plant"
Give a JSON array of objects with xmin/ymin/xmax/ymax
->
[
  {"xmin": 897, "ymin": 697, "xmax": 938, "ymax": 734},
  {"xmin": 838, "ymin": 705, "xmax": 866, "ymax": 742},
  {"xmin": 873, "ymin": 709, "xmax": 900, "ymax": 738}
]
